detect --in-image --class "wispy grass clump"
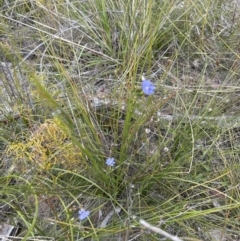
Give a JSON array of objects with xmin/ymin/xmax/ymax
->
[
  {"xmin": 6, "ymin": 118, "xmax": 85, "ymax": 171},
  {"xmin": 1, "ymin": 0, "xmax": 240, "ymax": 240}
]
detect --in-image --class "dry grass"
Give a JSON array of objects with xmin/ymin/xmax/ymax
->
[{"xmin": 1, "ymin": 0, "xmax": 240, "ymax": 240}]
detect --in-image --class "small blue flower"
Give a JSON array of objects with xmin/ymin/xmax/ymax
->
[
  {"xmin": 78, "ymin": 209, "xmax": 90, "ymax": 221},
  {"xmin": 142, "ymin": 80, "xmax": 155, "ymax": 95},
  {"xmin": 106, "ymin": 157, "xmax": 115, "ymax": 167}
]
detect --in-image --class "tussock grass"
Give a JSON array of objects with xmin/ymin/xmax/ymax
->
[{"xmin": 1, "ymin": 0, "xmax": 240, "ymax": 240}]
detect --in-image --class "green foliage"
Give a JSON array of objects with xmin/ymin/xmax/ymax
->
[{"xmin": 1, "ymin": 0, "xmax": 240, "ymax": 240}]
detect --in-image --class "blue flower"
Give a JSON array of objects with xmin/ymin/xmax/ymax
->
[
  {"xmin": 78, "ymin": 209, "xmax": 90, "ymax": 221},
  {"xmin": 106, "ymin": 157, "xmax": 115, "ymax": 167},
  {"xmin": 142, "ymin": 80, "xmax": 155, "ymax": 95}
]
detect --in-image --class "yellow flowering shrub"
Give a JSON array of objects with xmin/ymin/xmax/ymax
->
[{"xmin": 6, "ymin": 118, "xmax": 84, "ymax": 171}]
